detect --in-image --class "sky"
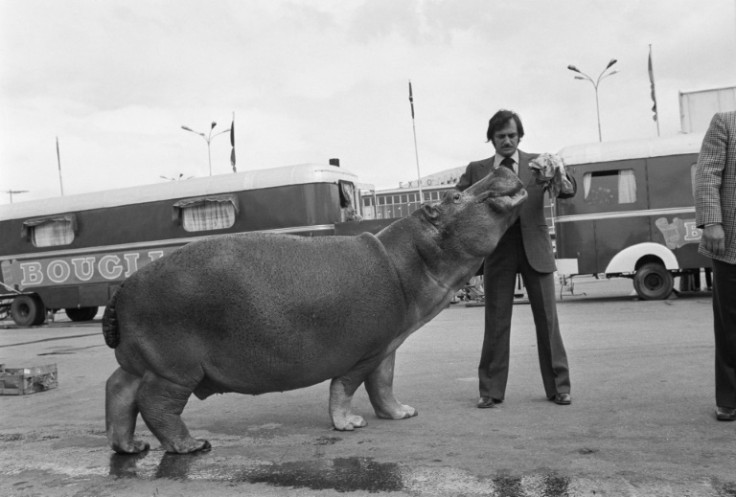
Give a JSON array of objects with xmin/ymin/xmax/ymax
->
[{"xmin": 1, "ymin": 0, "xmax": 735, "ymax": 204}]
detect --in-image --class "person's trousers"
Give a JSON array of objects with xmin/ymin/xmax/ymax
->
[
  {"xmin": 713, "ymin": 259, "xmax": 736, "ymax": 408},
  {"xmin": 479, "ymin": 224, "xmax": 570, "ymax": 400}
]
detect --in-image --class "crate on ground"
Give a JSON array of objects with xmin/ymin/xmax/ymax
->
[{"xmin": 0, "ymin": 363, "xmax": 58, "ymax": 395}]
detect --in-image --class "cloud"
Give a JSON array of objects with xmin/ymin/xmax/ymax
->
[{"xmin": 1, "ymin": 0, "xmax": 735, "ymax": 201}]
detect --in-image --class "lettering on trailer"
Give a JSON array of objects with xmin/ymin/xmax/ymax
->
[
  {"xmin": 0, "ymin": 247, "xmax": 180, "ymax": 289},
  {"xmin": 654, "ymin": 217, "xmax": 702, "ymax": 249}
]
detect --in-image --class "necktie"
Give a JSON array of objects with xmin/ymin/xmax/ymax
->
[
  {"xmin": 500, "ymin": 157, "xmax": 520, "ymax": 226},
  {"xmin": 500, "ymin": 157, "xmax": 514, "ymax": 171}
]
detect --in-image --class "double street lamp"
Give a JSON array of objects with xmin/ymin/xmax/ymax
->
[
  {"xmin": 181, "ymin": 122, "xmax": 231, "ymax": 176},
  {"xmin": 567, "ymin": 59, "xmax": 618, "ymax": 142}
]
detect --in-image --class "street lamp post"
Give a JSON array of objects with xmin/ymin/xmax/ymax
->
[
  {"xmin": 567, "ymin": 59, "xmax": 618, "ymax": 142},
  {"xmin": 181, "ymin": 122, "xmax": 231, "ymax": 176},
  {"xmin": 5, "ymin": 189, "xmax": 28, "ymax": 203}
]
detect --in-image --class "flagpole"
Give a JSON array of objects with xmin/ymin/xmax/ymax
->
[
  {"xmin": 408, "ymin": 80, "xmax": 424, "ymax": 203},
  {"xmin": 56, "ymin": 136, "xmax": 65, "ymax": 196},
  {"xmin": 648, "ymin": 44, "xmax": 661, "ymax": 137},
  {"xmin": 230, "ymin": 111, "xmax": 237, "ymax": 173}
]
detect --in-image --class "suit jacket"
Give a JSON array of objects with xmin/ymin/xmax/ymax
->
[
  {"xmin": 456, "ymin": 150, "xmax": 576, "ymax": 273},
  {"xmin": 695, "ymin": 110, "xmax": 736, "ymax": 264}
]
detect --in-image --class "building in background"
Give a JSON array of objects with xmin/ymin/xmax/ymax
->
[
  {"xmin": 679, "ymin": 86, "xmax": 736, "ymax": 133},
  {"xmin": 360, "ymin": 166, "xmax": 465, "ymax": 220}
]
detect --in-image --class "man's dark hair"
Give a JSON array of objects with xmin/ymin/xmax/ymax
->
[{"xmin": 486, "ymin": 109, "xmax": 524, "ymax": 142}]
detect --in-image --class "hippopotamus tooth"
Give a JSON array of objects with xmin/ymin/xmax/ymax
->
[{"xmin": 103, "ymin": 166, "xmax": 526, "ymax": 454}]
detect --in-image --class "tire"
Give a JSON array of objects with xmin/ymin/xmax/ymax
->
[
  {"xmin": 65, "ymin": 306, "xmax": 99, "ymax": 322},
  {"xmin": 633, "ymin": 263, "xmax": 674, "ymax": 300},
  {"xmin": 10, "ymin": 295, "xmax": 47, "ymax": 327}
]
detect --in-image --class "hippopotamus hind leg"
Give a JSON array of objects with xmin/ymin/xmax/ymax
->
[
  {"xmin": 136, "ymin": 370, "xmax": 211, "ymax": 454},
  {"xmin": 365, "ymin": 351, "xmax": 418, "ymax": 420},
  {"xmin": 106, "ymin": 367, "xmax": 150, "ymax": 454}
]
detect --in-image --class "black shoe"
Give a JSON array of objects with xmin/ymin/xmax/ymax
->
[
  {"xmin": 477, "ymin": 397, "xmax": 503, "ymax": 408},
  {"xmin": 716, "ymin": 406, "xmax": 736, "ymax": 421},
  {"xmin": 550, "ymin": 393, "xmax": 571, "ymax": 405}
]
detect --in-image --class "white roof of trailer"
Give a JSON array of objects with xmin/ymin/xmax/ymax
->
[
  {"xmin": 0, "ymin": 163, "xmax": 359, "ymax": 220},
  {"xmin": 557, "ymin": 133, "xmax": 705, "ymax": 166}
]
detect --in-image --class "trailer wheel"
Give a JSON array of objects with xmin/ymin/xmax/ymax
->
[
  {"xmin": 633, "ymin": 263, "xmax": 674, "ymax": 300},
  {"xmin": 10, "ymin": 295, "xmax": 47, "ymax": 327},
  {"xmin": 65, "ymin": 306, "xmax": 99, "ymax": 322}
]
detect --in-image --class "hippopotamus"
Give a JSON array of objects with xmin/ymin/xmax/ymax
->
[{"xmin": 103, "ymin": 166, "xmax": 526, "ymax": 454}]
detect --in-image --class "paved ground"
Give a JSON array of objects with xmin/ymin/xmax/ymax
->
[{"xmin": 1, "ymin": 277, "xmax": 735, "ymax": 496}]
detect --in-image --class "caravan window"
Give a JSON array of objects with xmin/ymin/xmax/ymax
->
[
  {"xmin": 173, "ymin": 195, "xmax": 238, "ymax": 232},
  {"xmin": 583, "ymin": 169, "xmax": 637, "ymax": 205},
  {"xmin": 23, "ymin": 215, "xmax": 76, "ymax": 247}
]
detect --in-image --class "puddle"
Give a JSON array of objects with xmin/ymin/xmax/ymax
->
[
  {"xmin": 107, "ymin": 451, "xmax": 586, "ymax": 495},
  {"xmin": 234, "ymin": 457, "xmax": 403, "ymax": 492},
  {"xmin": 110, "ymin": 452, "xmax": 403, "ymax": 492}
]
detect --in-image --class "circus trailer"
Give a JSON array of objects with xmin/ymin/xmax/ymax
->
[
  {"xmin": 0, "ymin": 163, "xmax": 365, "ymax": 326},
  {"xmin": 553, "ymin": 133, "xmax": 712, "ymax": 300}
]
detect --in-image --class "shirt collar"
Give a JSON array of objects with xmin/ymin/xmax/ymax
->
[{"xmin": 493, "ymin": 151, "xmax": 520, "ymax": 169}]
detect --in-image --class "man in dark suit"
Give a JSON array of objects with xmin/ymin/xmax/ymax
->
[
  {"xmin": 456, "ymin": 109, "xmax": 576, "ymax": 408},
  {"xmin": 694, "ymin": 110, "xmax": 736, "ymax": 422}
]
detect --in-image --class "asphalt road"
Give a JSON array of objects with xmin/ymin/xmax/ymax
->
[{"xmin": 1, "ymin": 277, "xmax": 734, "ymax": 497}]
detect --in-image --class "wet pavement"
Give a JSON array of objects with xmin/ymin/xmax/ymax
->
[{"xmin": 2, "ymin": 278, "xmax": 736, "ymax": 496}]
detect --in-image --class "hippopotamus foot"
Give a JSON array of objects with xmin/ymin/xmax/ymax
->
[
  {"xmin": 329, "ymin": 377, "xmax": 367, "ymax": 431},
  {"xmin": 374, "ymin": 403, "xmax": 418, "ymax": 420},
  {"xmin": 136, "ymin": 370, "xmax": 209, "ymax": 454},
  {"xmin": 332, "ymin": 413, "xmax": 367, "ymax": 431},
  {"xmin": 364, "ymin": 351, "xmax": 419, "ymax": 421},
  {"xmin": 106, "ymin": 367, "xmax": 151, "ymax": 454}
]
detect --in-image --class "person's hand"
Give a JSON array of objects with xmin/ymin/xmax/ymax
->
[
  {"xmin": 703, "ymin": 224, "xmax": 726, "ymax": 256},
  {"xmin": 529, "ymin": 153, "xmax": 562, "ymax": 181}
]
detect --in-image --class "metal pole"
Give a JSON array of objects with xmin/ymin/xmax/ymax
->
[
  {"xmin": 182, "ymin": 123, "xmax": 230, "ymax": 177},
  {"xmin": 408, "ymin": 80, "xmax": 424, "ymax": 203},
  {"xmin": 568, "ymin": 60, "xmax": 617, "ymax": 143},
  {"xmin": 207, "ymin": 140, "xmax": 212, "ymax": 177},
  {"xmin": 56, "ymin": 136, "xmax": 64, "ymax": 195},
  {"xmin": 594, "ymin": 87, "xmax": 602, "ymax": 142},
  {"xmin": 6, "ymin": 190, "xmax": 28, "ymax": 203}
]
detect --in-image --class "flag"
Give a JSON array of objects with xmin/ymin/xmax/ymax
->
[
  {"xmin": 230, "ymin": 113, "xmax": 236, "ymax": 172},
  {"xmin": 408, "ymin": 80, "xmax": 415, "ymax": 119},
  {"xmin": 648, "ymin": 46, "xmax": 658, "ymax": 122}
]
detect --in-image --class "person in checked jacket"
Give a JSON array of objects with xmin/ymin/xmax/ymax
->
[{"xmin": 694, "ymin": 110, "xmax": 736, "ymax": 422}]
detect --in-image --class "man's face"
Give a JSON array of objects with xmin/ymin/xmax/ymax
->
[{"xmin": 491, "ymin": 119, "xmax": 520, "ymax": 158}]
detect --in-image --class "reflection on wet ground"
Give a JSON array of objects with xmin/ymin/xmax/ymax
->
[
  {"xmin": 111, "ymin": 453, "xmax": 403, "ymax": 492},
  {"xmin": 237, "ymin": 457, "xmax": 403, "ymax": 493},
  {"xmin": 108, "ymin": 451, "xmax": 580, "ymax": 496}
]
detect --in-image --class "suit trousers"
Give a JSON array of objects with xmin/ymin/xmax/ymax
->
[
  {"xmin": 479, "ymin": 224, "xmax": 570, "ymax": 400},
  {"xmin": 713, "ymin": 259, "xmax": 736, "ymax": 409}
]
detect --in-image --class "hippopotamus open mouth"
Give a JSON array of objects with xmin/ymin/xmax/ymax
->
[{"xmin": 465, "ymin": 165, "xmax": 527, "ymax": 213}]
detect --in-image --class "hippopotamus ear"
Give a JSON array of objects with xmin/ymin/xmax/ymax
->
[{"xmin": 421, "ymin": 203, "xmax": 440, "ymax": 222}]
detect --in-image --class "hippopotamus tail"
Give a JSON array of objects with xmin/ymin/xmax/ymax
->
[{"xmin": 102, "ymin": 287, "xmax": 121, "ymax": 348}]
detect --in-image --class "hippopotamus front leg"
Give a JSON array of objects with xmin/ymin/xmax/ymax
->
[
  {"xmin": 365, "ymin": 351, "xmax": 418, "ymax": 420},
  {"xmin": 329, "ymin": 376, "xmax": 368, "ymax": 431}
]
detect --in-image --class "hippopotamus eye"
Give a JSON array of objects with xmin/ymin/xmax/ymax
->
[{"xmin": 452, "ymin": 192, "xmax": 462, "ymax": 203}]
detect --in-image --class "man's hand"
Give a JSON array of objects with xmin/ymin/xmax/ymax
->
[{"xmin": 703, "ymin": 224, "xmax": 726, "ymax": 257}]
